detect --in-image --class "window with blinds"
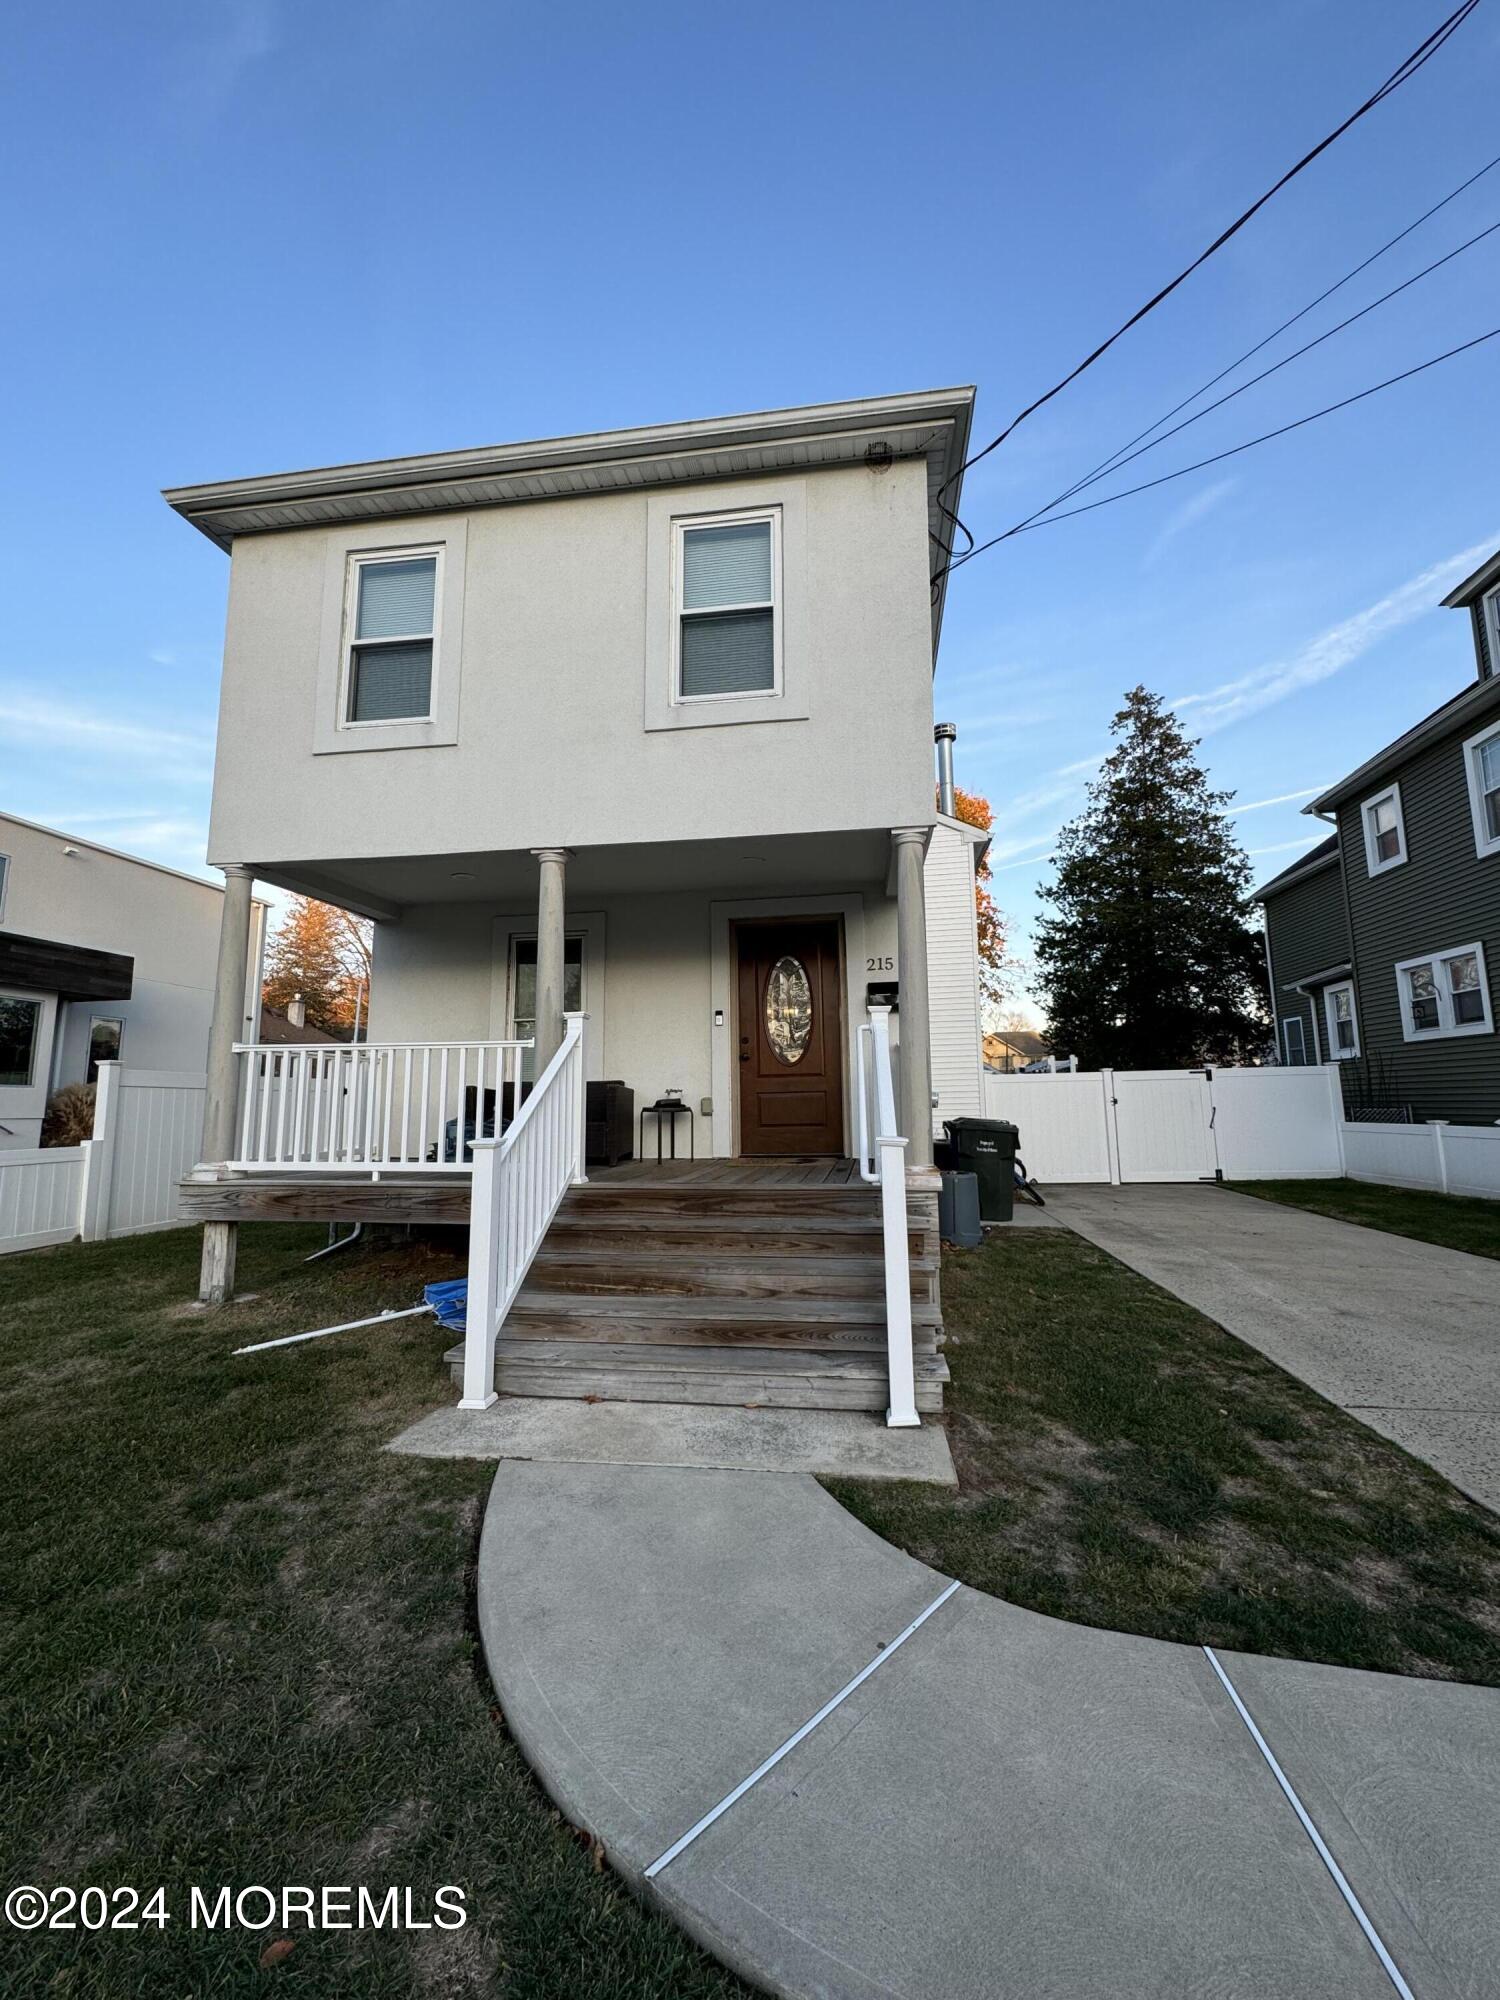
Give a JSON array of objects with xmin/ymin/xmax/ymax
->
[
  {"xmin": 676, "ymin": 514, "xmax": 778, "ymax": 700},
  {"xmin": 346, "ymin": 552, "xmax": 438, "ymax": 722}
]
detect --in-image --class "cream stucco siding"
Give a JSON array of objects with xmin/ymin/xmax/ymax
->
[{"xmin": 206, "ymin": 458, "xmax": 935, "ymax": 872}]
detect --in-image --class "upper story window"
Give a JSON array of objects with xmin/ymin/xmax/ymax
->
[
  {"xmin": 345, "ymin": 551, "xmax": 439, "ymax": 723},
  {"xmin": 1323, "ymin": 980, "xmax": 1359, "ymax": 1059},
  {"xmin": 675, "ymin": 512, "xmax": 780, "ymax": 702},
  {"xmin": 0, "ymin": 853, "xmax": 9, "ymax": 922},
  {"xmin": 1482, "ymin": 585, "xmax": 1500, "ymax": 677},
  {"xmin": 1395, "ymin": 942, "xmax": 1493, "ymax": 1041},
  {"xmin": 1462, "ymin": 719, "xmax": 1500, "ymax": 860},
  {"xmin": 1359, "ymin": 782, "xmax": 1406, "ymax": 877}
]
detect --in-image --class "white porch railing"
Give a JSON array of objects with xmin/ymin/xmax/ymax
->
[
  {"xmin": 855, "ymin": 1004, "xmax": 919, "ymax": 1428},
  {"xmin": 228, "ymin": 1039, "xmax": 531, "ymax": 1174},
  {"xmin": 460, "ymin": 1014, "xmax": 588, "ymax": 1409}
]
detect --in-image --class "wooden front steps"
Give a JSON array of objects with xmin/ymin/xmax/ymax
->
[{"xmin": 448, "ymin": 1171, "xmax": 946, "ymax": 1414}]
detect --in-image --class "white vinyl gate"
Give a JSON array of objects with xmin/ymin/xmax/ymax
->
[{"xmin": 981, "ymin": 1064, "xmax": 1344, "ymax": 1185}]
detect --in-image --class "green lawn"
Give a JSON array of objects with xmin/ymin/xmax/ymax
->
[
  {"xmin": 0, "ymin": 1225, "xmax": 747, "ymax": 2000},
  {"xmin": 827, "ymin": 1229, "xmax": 1500, "ymax": 1685},
  {"xmin": 1229, "ymin": 1177, "xmax": 1500, "ymax": 1260}
]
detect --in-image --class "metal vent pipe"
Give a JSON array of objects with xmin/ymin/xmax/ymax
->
[{"xmin": 935, "ymin": 722, "xmax": 957, "ymax": 818}]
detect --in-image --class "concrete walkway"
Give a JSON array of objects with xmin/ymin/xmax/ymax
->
[
  {"xmin": 1051, "ymin": 1184, "xmax": 1500, "ymax": 1513},
  {"xmin": 478, "ymin": 1461, "xmax": 1500, "ymax": 2000}
]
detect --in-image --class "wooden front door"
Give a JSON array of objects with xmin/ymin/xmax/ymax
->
[{"xmin": 735, "ymin": 919, "xmax": 845, "ymax": 1155}]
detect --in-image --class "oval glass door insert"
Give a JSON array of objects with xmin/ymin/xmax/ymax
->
[{"xmin": 765, "ymin": 955, "xmax": 813, "ymax": 1064}]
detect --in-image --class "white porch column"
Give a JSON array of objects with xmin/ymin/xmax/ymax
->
[
  {"xmin": 532, "ymin": 847, "xmax": 569, "ymax": 1076},
  {"xmin": 198, "ymin": 863, "xmax": 256, "ymax": 1305},
  {"xmin": 892, "ymin": 827, "xmax": 934, "ymax": 1171}
]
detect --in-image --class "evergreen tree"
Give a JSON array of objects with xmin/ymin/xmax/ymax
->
[{"xmin": 1035, "ymin": 687, "xmax": 1268, "ymax": 1068}]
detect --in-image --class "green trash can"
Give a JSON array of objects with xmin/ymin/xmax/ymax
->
[{"xmin": 943, "ymin": 1117, "xmax": 1018, "ymax": 1223}]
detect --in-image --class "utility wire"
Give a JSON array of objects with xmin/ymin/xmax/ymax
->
[
  {"xmin": 999, "ymin": 213, "xmax": 1500, "ymax": 533},
  {"xmin": 949, "ymin": 326, "xmax": 1500, "ymax": 558},
  {"xmin": 1035, "ymin": 149, "xmax": 1500, "ymax": 519},
  {"xmin": 931, "ymin": 0, "xmax": 1484, "ymax": 575}
]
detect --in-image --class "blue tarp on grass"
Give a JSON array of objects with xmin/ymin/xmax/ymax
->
[{"xmin": 424, "ymin": 1279, "xmax": 468, "ymax": 1332}]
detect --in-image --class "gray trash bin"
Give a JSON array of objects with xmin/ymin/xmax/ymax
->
[{"xmin": 938, "ymin": 1170, "xmax": 982, "ymax": 1248}]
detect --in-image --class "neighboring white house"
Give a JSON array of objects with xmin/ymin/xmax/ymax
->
[
  {"xmin": 166, "ymin": 390, "xmax": 984, "ymax": 1421},
  {"xmin": 0, "ymin": 813, "xmax": 265, "ymax": 1150}
]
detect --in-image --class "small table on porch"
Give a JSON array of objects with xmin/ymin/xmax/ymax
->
[{"xmin": 640, "ymin": 1096, "xmax": 694, "ymax": 1161}]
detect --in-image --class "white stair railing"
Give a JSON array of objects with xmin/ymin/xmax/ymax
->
[
  {"xmin": 229, "ymin": 1039, "xmax": 531, "ymax": 1174},
  {"xmin": 855, "ymin": 1004, "xmax": 919, "ymax": 1428},
  {"xmin": 460, "ymin": 1014, "xmax": 588, "ymax": 1410}
]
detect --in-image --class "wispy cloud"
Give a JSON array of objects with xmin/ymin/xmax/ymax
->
[
  {"xmin": 1174, "ymin": 536, "xmax": 1498, "ymax": 733},
  {"xmin": 1142, "ymin": 478, "xmax": 1236, "ymax": 568},
  {"xmin": 1225, "ymin": 786, "xmax": 1325, "ymax": 815},
  {"xmin": 0, "ymin": 691, "xmax": 214, "ymax": 774},
  {"xmin": 1247, "ymin": 835, "xmax": 1328, "ymax": 858}
]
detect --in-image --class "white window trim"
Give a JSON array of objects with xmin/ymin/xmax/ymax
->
[
  {"xmin": 643, "ymin": 476, "xmax": 809, "ymax": 734},
  {"xmin": 1483, "ymin": 585, "xmax": 1500, "ymax": 676},
  {"xmin": 1359, "ymin": 781, "xmax": 1407, "ymax": 877},
  {"xmin": 341, "ymin": 546, "xmax": 442, "ymax": 728},
  {"xmin": 1281, "ymin": 1015, "xmax": 1307, "ymax": 1066},
  {"xmin": 1394, "ymin": 941, "xmax": 1494, "ymax": 1042},
  {"xmin": 1461, "ymin": 717, "xmax": 1500, "ymax": 860},
  {"xmin": 670, "ymin": 508, "xmax": 783, "ymax": 708},
  {"xmin": 314, "ymin": 516, "xmax": 467, "ymax": 756},
  {"xmin": 1322, "ymin": 979, "xmax": 1359, "ymax": 1060}
]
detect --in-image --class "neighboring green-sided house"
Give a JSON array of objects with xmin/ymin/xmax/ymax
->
[{"xmin": 1255, "ymin": 545, "xmax": 1500, "ymax": 1124}]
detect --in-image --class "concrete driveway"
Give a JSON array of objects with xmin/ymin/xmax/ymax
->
[{"xmin": 1051, "ymin": 1184, "xmax": 1500, "ymax": 1513}]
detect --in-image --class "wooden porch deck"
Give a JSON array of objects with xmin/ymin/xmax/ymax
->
[{"xmin": 178, "ymin": 1157, "xmax": 863, "ymax": 1222}]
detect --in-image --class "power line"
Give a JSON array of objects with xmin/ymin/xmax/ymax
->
[
  {"xmin": 1022, "ymin": 150, "xmax": 1500, "ymax": 528},
  {"xmin": 931, "ymin": 0, "xmax": 1484, "ymax": 569},
  {"xmin": 949, "ymin": 326, "xmax": 1500, "ymax": 559},
  {"xmin": 1005, "ymin": 212, "xmax": 1500, "ymax": 529}
]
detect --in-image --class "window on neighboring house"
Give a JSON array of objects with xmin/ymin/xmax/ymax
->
[
  {"xmin": 87, "ymin": 1017, "xmax": 123, "ymax": 1082},
  {"xmin": 512, "ymin": 935, "xmax": 584, "ymax": 1083},
  {"xmin": 1323, "ymin": 981, "xmax": 1359, "ymax": 1059},
  {"xmin": 345, "ymin": 551, "xmax": 438, "ymax": 723},
  {"xmin": 0, "ymin": 994, "xmax": 41, "ymax": 1087},
  {"xmin": 1360, "ymin": 783, "xmax": 1406, "ymax": 875},
  {"xmin": 1483, "ymin": 585, "xmax": 1500, "ymax": 677},
  {"xmin": 1281, "ymin": 1015, "xmax": 1308, "ymax": 1066},
  {"xmin": 675, "ymin": 512, "xmax": 779, "ymax": 701},
  {"xmin": 1395, "ymin": 942, "xmax": 1493, "ymax": 1041},
  {"xmin": 1463, "ymin": 720, "xmax": 1500, "ymax": 859},
  {"xmin": 0, "ymin": 852, "xmax": 9, "ymax": 921}
]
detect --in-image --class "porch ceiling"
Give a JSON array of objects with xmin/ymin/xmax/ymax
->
[{"xmin": 253, "ymin": 827, "xmax": 900, "ymax": 918}]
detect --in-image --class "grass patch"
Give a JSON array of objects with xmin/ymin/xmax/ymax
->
[
  {"xmin": 0, "ymin": 1225, "xmax": 747, "ymax": 1999},
  {"xmin": 1229, "ymin": 1177, "xmax": 1500, "ymax": 1260},
  {"xmin": 826, "ymin": 1230, "xmax": 1500, "ymax": 1684}
]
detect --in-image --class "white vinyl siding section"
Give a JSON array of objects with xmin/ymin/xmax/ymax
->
[{"xmin": 923, "ymin": 822, "xmax": 985, "ymax": 1132}]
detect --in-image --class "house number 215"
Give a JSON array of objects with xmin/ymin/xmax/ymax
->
[{"xmin": 866, "ymin": 956, "xmax": 894, "ymax": 972}]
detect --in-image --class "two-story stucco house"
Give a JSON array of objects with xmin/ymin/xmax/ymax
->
[
  {"xmin": 169, "ymin": 391, "xmax": 984, "ymax": 1424},
  {"xmin": 1256, "ymin": 542, "xmax": 1500, "ymax": 1123},
  {"xmin": 0, "ymin": 812, "xmax": 265, "ymax": 1150}
]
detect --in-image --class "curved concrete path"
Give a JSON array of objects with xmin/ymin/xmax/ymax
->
[{"xmin": 478, "ymin": 1461, "xmax": 1500, "ymax": 2000}]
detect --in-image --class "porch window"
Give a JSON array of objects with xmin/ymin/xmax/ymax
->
[
  {"xmin": 1463, "ymin": 720, "xmax": 1500, "ymax": 859},
  {"xmin": 88, "ymin": 1017, "xmax": 123, "ymax": 1082},
  {"xmin": 1360, "ymin": 783, "xmax": 1406, "ymax": 876},
  {"xmin": 0, "ymin": 994, "xmax": 41, "ymax": 1087},
  {"xmin": 513, "ymin": 935, "xmax": 583, "ymax": 1082},
  {"xmin": 675, "ymin": 512, "xmax": 779, "ymax": 701},
  {"xmin": 1395, "ymin": 942, "xmax": 1493, "ymax": 1040},
  {"xmin": 346, "ymin": 551, "xmax": 438, "ymax": 723},
  {"xmin": 1322, "ymin": 981, "xmax": 1358, "ymax": 1059},
  {"xmin": 1280, "ymin": 1015, "xmax": 1307, "ymax": 1066}
]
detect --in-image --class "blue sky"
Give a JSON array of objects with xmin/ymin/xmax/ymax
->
[{"xmin": 3, "ymin": 1, "xmax": 1498, "ymax": 1013}]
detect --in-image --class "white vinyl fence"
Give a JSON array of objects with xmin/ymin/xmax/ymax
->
[
  {"xmin": 1343, "ymin": 1119, "xmax": 1500, "ymax": 1199},
  {"xmin": 0, "ymin": 1063, "xmax": 207, "ymax": 1256},
  {"xmin": 981, "ymin": 1064, "xmax": 1346, "ymax": 1184}
]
